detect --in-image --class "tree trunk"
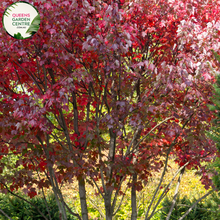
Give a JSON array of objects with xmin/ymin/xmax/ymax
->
[
  {"xmin": 103, "ymin": 128, "xmax": 115, "ymax": 220},
  {"xmin": 166, "ymin": 167, "xmax": 185, "ymax": 220},
  {"xmin": 49, "ymin": 166, "xmax": 67, "ymax": 220},
  {"xmin": 40, "ymin": 135, "xmax": 68, "ymax": 220},
  {"xmin": 104, "ymin": 191, "xmax": 113, "ymax": 220},
  {"xmin": 78, "ymin": 177, "xmax": 89, "ymax": 220},
  {"xmin": 131, "ymin": 79, "xmax": 141, "ymax": 220},
  {"xmin": 131, "ymin": 173, "xmax": 138, "ymax": 220},
  {"xmin": 131, "ymin": 126, "xmax": 141, "ymax": 220}
]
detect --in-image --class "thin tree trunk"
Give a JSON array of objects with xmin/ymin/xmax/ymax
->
[
  {"xmin": 48, "ymin": 166, "xmax": 67, "ymax": 220},
  {"xmin": 130, "ymin": 79, "xmax": 141, "ymax": 220},
  {"xmin": 103, "ymin": 128, "xmax": 116, "ymax": 220},
  {"xmin": 144, "ymin": 115, "xmax": 193, "ymax": 220},
  {"xmin": 53, "ymin": 172, "xmax": 68, "ymax": 220},
  {"xmin": 131, "ymin": 173, "xmax": 138, "ymax": 220},
  {"xmin": 38, "ymin": 134, "xmax": 68, "ymax": 220},
  {"xmin": 78, "ymin": 177, "xmax": 89, "ymax": 220},
  {"xmin": 72, "ymin": 91, "xmax": 89, "ymax": 220},
  {"xmin": 35, "ymin": 169, "xmax": 52, "ymax": 220},
  {"xmin": 130, "ymin": 124, "xmax": 141, "ymax": 220},
  {"xmin": 144, "ymin": 162, "xmax": 189, "ymax": 220},
  {"xmin": 104, "ymin": 190, "xmax": 113, "ymax": 220},
  {"xmin": 166, "ymin": 167, "xmax": 185, "ymax": 220}
]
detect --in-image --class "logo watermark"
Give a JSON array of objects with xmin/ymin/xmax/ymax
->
[{"xmin": 2, "ymin": 1, "xmax": 40, "ymax": 39}]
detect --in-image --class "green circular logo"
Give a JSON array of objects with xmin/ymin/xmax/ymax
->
[{"xmin": 2, "ymin": 1, "xmax": 40, "ymax": 39}]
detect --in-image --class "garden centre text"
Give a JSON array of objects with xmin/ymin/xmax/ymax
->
[{"xmin": 12, "ymin": 18, "xmax": 30, "ymax": 26}]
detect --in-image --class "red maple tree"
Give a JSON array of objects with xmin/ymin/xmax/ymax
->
[{"xmin": 0, "ymin": 0, "xmax": 219, "ymax": 219}]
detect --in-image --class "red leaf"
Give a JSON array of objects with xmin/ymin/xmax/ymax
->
[
  {"xmin": 48, "ymin": 29, "xmax": 56, "ymax": 34},
  {"xmin": 75, "ymin": 141, "xmax": 80, "ymax": 146},
  {"xmin": 44, "ymin": 3, "xmax": 51, "ymax": 9},
  {"xmin": 18, "ymin": 51, "xmax": 26, "ymax": 56},
  {"xmin": 28, "ymin": 190, "xmax": 37, "ymax": 199},
  {"xmin": 39, "ymin": 161, "xmax": 47, "ymax": 171}
]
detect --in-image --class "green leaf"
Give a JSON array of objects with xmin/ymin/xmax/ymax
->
[
  {"xmin": 4, "ymin": 12, "xmax": 10, "ymax": 17},
  {"xmin": 31, "ymin": 14, "xmax": 40, "ymax": 25},
  {"xmin": 207, "ymin": 104, "xmax": 217, "ymax": 111},
  {"xmin": 26, "ymin": 14, "xmax": 40, "ymax": 34},
  {"xmin": 14, "ymin": 32, "xmax": 24, "ymax": 39},
  {"xmin": 25, "ymin": 26, "xmax": 39, "ymax": 34},
  {"xmin": 12, "ymin": 135, "xmax": 18, "ymax": 139}
]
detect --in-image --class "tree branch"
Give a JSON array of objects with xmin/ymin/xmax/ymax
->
[{"xmin": 166, "ymin": 167, "xmax": 185, "ymax": 220}]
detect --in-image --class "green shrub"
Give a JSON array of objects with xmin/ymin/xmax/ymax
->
[
  {"xmin": 160, "ymin": 193, "xmax": 220, "ymax": 220},
  {"xmin": 0, "ymin": 192, "xmax": 77, "ymax": 220}
]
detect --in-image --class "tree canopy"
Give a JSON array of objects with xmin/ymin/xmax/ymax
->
[{"xmin": 0, "ymin": 0, "xmax": 220, "ymax": 219}]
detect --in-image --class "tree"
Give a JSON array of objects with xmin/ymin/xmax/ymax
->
[
  {"xmin": 207, "ymin": 51, "xmax": 220, "ymax": 192},
  {"xmin": 0, "ymin": 0, "xmax": 219, "ymax": 219}
]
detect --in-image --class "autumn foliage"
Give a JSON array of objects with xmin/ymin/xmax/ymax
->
[{"xmin": 0, "ymin": 0, "xmax": 220, "ymax": 219}]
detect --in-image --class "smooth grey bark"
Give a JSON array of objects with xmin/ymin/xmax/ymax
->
[
  {"xmin": 104, "ymin": 190, "xmax": 113, "ymax": 220},
  {"xmin": 145, "ymin": 162, "xmax": 189, "ymax": 220},
  {"xmin": 35, "ymin": 170, "xmax": 52, "ymax": 220},
  {"xmin": 78, "ymin": 177, "xmax": 89, "ymax": 220},
  {"xmin": 166, "ymin": 167, "xmax": 185, "ymax": 220},
  {"xmin": 131, "ymin": 173, "xmax": 138, "ymax": 220},
  {"xmin": 130, "ymin": 129, "xmax": 141, "ymax": 220},
  {"xmin": 103, "ymin": 128, "xmax": 116, "ymax": 220},
  {"xmin": 131, "ymin": 122, "xmax": 141, "ymax": 220},
  {"xmin": 53, "ymin": 171, "xmax": 68, "ymax": 220},
  {"xmin": 131, "ymin": 79, "xmax": 141, "ymax": 220},
  {"xmin": 45, "ymin": 159, "xmax": 67, "ymax": 220},
  {"xmin": 38, "ymin": 134, "xmax": 68, "ymax": 220}
]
